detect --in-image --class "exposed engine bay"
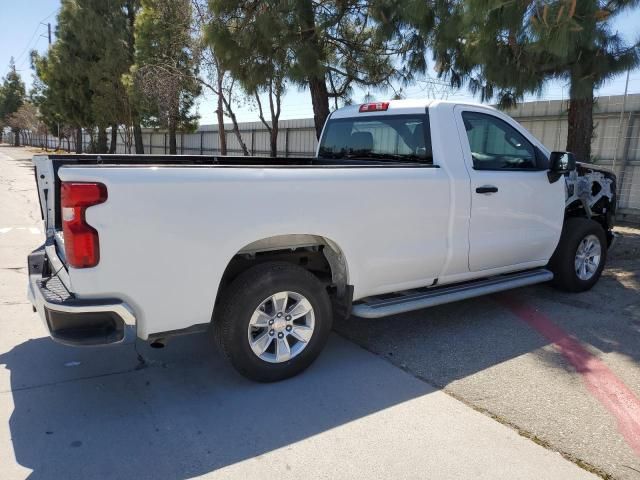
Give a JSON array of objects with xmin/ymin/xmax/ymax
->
[{"xmin": 565, "ymin": 163, "xmax": 617, "ymax": 227}]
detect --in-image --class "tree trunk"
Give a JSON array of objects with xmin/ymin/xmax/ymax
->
[
  {"xmin": 216, "ymin": 76, "xmax": 227, "ymax": 156},
  {"xmin": 75, "ymin": 128, "xmax": 83, "ymax": 154},
  {"xmin": 126, "ymin": 0, "xmax": 143, "ymax": 155},
  {"xmin": 224, "ymin": 99, "xmax": 249, "ymax": 155},
  {"xmin": 298, "ymin": 0, "xmax": 330, "ymax": 139},
  {"xmin": 97, "ymin": 126, "xmax": 108, "ymax": 154},
  {"xmin": 13, "ymin": 128, "xmax": 20, "ymax": 147},
  {"xmin": 309, "ymin": 77, "xmax": 330, "ymax": 139},
  {"xmin": 566, "ymin": 75, "xmax": 595, "ymax": 163},
  {"xmin": 109, "ymin": 124, "xmax": 118, "ymax": 153},
  {"xmin": 87, "ymin": 131, "xmax": 96, "ymax": 153},
  {"xmin": 169, "ymin": 118, "xmax": 177, "ymax": 155},
  {"xmin": 133, "ymin": 123, "xmax": 144, "ymax": 154},
  {"xmin": 270, "ymin": 124, "xmax": 278, "ymax": 157}
]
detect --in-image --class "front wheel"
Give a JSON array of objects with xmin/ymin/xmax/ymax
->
[
  {"xmin": 213, "ymin": 262, "xmax": 333, "ymax": 382},
  {"xmin": 548, "ymin": 217, "xmax": 607, "ymax": 292}
]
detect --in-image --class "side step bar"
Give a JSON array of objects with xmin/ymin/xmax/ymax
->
[{"xmin": 352, "ymin": 268, "xmax": 554, "ymax": 319}]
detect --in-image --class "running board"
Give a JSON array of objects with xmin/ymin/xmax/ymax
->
[{"xmin": 352, "ymin": 268, "xmax": 554, "ymax": 319}]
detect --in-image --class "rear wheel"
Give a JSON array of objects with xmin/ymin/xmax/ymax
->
[
  {"xmin": 549, "ymin": 217, "xmax": 607, "ymax": 292},
  {"xmin": 214, "ymin": 262, "xmax": 333, "ymax": 382}
]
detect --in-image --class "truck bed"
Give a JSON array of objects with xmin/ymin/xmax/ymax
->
[
  {"xmin": 32, "ymin": 152, "xmax": 448, "ymax": 339},
  {"xmin": 43, "ymin": 154, "xmax": 436, "ymax": 230}
]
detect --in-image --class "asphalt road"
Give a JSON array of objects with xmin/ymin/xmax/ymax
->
[{"xmin": 0, "ymin": 144, "xmax": 636, "ymax": 479}]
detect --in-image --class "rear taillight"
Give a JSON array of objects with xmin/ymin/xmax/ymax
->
[{"xmin": 60, "ymin": 182, "xmax": 107, "ymax": 268}]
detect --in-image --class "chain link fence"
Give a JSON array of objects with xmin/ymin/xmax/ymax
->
[{"xmin": 8, "ymin": 93, "xmax": 640, "ymax": 217}]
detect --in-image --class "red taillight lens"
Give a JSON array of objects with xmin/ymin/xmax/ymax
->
[
  {"xmin": 60, "ymin": 182, "xmax": 107, "ymax": 268},
  {"xmin": 359, "ymin": 102, "xmax": 390, "ymax": 112}
]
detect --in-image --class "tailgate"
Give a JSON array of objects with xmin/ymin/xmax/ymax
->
[
  {"xmin": 32, "ymin": 154, "xmax": 56, "ymax": 234},
  {"xmin": 31, "ymin": 154, "xmax": 68, "ymax": 269}
]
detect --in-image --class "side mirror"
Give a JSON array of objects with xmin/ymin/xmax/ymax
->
[{"xmin": 548, "ymin": 151, "xmax": 576, "ymax": 183}]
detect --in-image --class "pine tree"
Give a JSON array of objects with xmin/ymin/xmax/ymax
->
[
  {"xmin": 430, "ymin": 0, "xmax": 640, "ymax": 162},
  {"xmin": 56, "ymin": 0, "xmax": 96, "ymax": 152},
  {"xmin": 81, "ymin": 0, "xmax": 132, "ymax": 153},
  {"xmin": 191, "ymin": 0, "xmax": 252, "ymax": 156},
  {"xmin": 31, "ymin": 52, "xmax": 71, "ymax": 148},
  {"xmin": 124, "ymin": 0, "xmax": 145, "ymax": 154},
  {"xmin": 208, "ymin": 0, "xmax": 410, "ymax": 138},
  {"xmin": 33, "ymin": 0, "xmax": 139, "ymax": 153},
  {"xmin": 133, "ymin": 0, "xmax": 201, "ymax": 154},
  {"xmin": 207, "ymin": 3, "xmax": 290, "ymax": 155},
  {"xmin": 0, "ymin": 58, "xmax": 26, "ymax": 146}
]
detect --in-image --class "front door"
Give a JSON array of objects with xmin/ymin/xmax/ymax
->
[{"xmin": 454, "ymin": 106, "xmax": 564, "ymax": 272}]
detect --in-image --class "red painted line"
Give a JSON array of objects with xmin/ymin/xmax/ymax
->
[{"xmin": 498, "ymin": 294, "xmax": 640, "ymax": 457}]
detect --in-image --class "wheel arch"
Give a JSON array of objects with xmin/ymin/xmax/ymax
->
[{"xmin": 213, "ymin": 234, "xmax": 352, "ymax": 319}]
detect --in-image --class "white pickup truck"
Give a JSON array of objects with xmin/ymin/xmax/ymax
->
[{"xmin": 28, "ymin": 99, "xmax": 617, "ymax": 381}]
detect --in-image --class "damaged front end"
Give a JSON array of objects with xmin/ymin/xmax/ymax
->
[{"xmin": 565, "ymin": 163, "xmax": 617, "ymax": 244}]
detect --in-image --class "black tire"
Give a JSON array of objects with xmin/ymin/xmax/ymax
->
[
  {"xmin": 213, "ymin": 262, "xmax": 333, "ymax": 382},
  {"xmin": 548, "ymin": 217, "xmax": 607, "ymax": 292}
]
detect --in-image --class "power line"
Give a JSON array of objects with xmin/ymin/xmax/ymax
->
[
  {"xmin": 16, "ymin": 37, "xmax": 43, "ymax": 71},
  {"xmin": 14, "ymin": 26, "xmax": 41, "ymax": 66},
  {"xmin": 13, "ymin": 7, "xmax": 59, "ymax": 68}
]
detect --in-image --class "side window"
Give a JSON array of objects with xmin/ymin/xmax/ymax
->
[{"xmin": 462, "ymin": 111, "xmax": 539, "ymax": 170}]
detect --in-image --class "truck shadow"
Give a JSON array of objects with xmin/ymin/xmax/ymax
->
[
  {"xmin": 335, "ymin": 269, "xmax": 640, "ymax": 389},
  {"xmin": 0, "ymin": 333, "xmax": 432, "ymax": 479},
  {"xmin": 336, "ymin": 227, "xmax": 640, "ymax": 388}
]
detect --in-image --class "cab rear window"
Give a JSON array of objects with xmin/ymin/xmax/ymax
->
[{"xmin": 318, "ymin": 114, "xmax": 433, "ymax": 164}]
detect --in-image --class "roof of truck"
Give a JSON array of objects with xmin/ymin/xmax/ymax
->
[{"xmin": 330, "ymin": 98, "xmax": 497, "ymax": 119}]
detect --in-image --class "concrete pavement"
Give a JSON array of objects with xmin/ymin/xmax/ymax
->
[
  {"xmin": 337, "ymin": 231, "xmax": 640, "ymax": 478},
  {"xmin": 0, "ymin": 145, "xmax": 599, "ymax": 479}
]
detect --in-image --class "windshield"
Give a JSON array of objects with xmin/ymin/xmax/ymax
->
[{"xmin": 318, "ymin": 115, "xmax": 432, "ymax": 163}]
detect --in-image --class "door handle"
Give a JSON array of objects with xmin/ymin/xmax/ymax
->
[{"xmin": 476, "ymin": 185, "xmax": 498, "ymax": 194}]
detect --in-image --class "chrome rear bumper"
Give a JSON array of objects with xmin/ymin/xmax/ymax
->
[{"xmin": 27, "ymin": 245, "xmax": 136, "ymax": 346}]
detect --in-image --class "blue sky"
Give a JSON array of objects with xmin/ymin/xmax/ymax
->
[{"xmin": 1, "ymin": 0, "xmax": 639, "ymax": 125}]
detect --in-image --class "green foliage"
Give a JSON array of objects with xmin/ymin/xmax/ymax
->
[
  {"xmin": 368, "ymin": 0, "xmax": 434, "ymax": 77},
  {"xmin": 132, "ymin": 0, "xmax": 201, "ymax": 137},
  {"xmin": 32, "ymin": 0, "xmax": 140, "ymax": 151},
  {"xmin": 430, "ymin": 0, "xmax": 640, "ymax": 107},
  {"xmin": 206, "ymin": 0, "xmax": 290, "ymax": 154},
  {"xmin": 206, "ymin": 2, "xmax": 289, "ymax": 95},
  {"xmin": 28, "ymin": 69, "xmax": 63, "ymax": 136},
  {"xmin": 42, "ymin": 0, "xmax": 95, "ymax": 130},
  {"xmin": 81, "ymin": 0, "xmax": 132, "ymax": 130},
  {"xmin": 207, "ymin": 0, "xmax": 412, "ymax": 135},
  {"xmin": 0, "ymin": 58, "xmax": 26, "ymax": 130}
]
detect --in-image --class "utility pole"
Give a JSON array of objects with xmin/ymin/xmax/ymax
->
[
  {"xmin": 40, "ymin": 22, "xmax": 53, "ymax": 147},
  {"xmin": 40, "ymin": 22, "xmax": 52, "ymax": 45}
]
